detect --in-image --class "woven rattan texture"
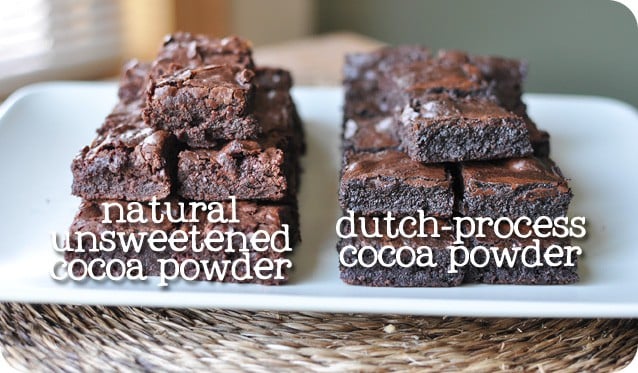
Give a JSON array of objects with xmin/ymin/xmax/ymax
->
[{"xmin": 0, "ymin": 304, "xmax": 636, "ymax": 372}]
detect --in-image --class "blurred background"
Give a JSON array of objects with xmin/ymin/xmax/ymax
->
[{"xmin": 1, "ymin": 0, "xmax": 636, "ymax": 106}]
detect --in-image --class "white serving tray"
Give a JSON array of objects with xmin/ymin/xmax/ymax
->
[{"xmin": 0, "ymin": 82, "xmax": 637, "ymax": 317}]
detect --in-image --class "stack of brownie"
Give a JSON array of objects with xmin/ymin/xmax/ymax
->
[
  {"xmin": 67, "ymin": 33, "xmax": 304, "ymax": 284},
  {"xmin": 338, "ymin": 46, "xmax": 577, "ymax": 286}
]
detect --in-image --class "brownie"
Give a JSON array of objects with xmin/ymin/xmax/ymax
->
[
  {"xmin": 525, "ymin": 117, "xmax": 550, "ymax": 158},
  {"xmin": 144, "ymin": 64, "xmax": 259, "ymax": 147},
  {"xmin": 397, "ymin": 94, "xmax": 532, "ymax": 163},
  {"xmin": 176, "ymin": 76, "xmax": 302, "ymax": 202},
  {"xmin": 437, "ymin": 50, "xmax": 527, "ymax": 111},
  {"xmin": 71, "ymin": 116, "xmax": 178, "ymax": 202},
  {"xmin": 252, "ymin": 77, "xmax": 305, "ymax": 155},
  {"xmin": 173, "ymin": 200, "xmax": 300, "ymax": 284},
  {"xmin": 379, "ymin": 58, "xmax": 492, "ymax": 111},
  {"xmin": 66, "ymin": 199, "xmax": 299, "ymax": 285},
  {"xmin": 98, "ymin": 100, "xmax": 144, "ymax": 135},
  {"xmin": 65, "ymin": 199, "xmax": 176, "ymax": 277},
  {"xmin": 342, "ymin": 115, "xmax": 399, "ymax": 153},
  {"xmin": 118, "ymin": 59, "xmax": 151, "ymax": 104},
  {"xmin": 339, "ymin": 149, "xmax": 454, "ymax": 216},
  {"xmin": 254, "ymin": 67, "xmax": 293, "ymax": 91},
  {"xmin": 177, "ymin": 134, "xmax": 296, "ymax": 202},
  {"xmin": 343, "ymin": 45, "xmax": 431, "ymax": 83},
  {"xmin": 337, "ymin": 217, "xmax": 464, "ymax": 287},
  {"xmin": 151, "ymin": 32, "xmax": 253, "ymax": 78},
  {"xmin": 344, "ymin": 46, "xmax": 431, "ymax": 116},
  {"xmin": 458, "ymin": 157, "xmax": 572, "ymax": 219},
  {"xmin": 463, "ymin": 224, "xmax": 579, "ymax": 284}
]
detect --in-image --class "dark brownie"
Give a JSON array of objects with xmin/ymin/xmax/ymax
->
[
  {"xmin": 344, "ymin": 46, "xmax": 431, "ymax": 116},
  {"xmin": 464, "ymin": 224, "xmax": 579, "ymax": 284},
  {"xmin": 379, "ymin": 58, "xmax": 492, "ymax": 111},
  {"xmin": 144, "ymin": 64, "xmax": 259, "ymax": 146},
  {"xmin": 337, "ymin": 217, "xmax": 464, "ymax": 287},
  {"xmin": 98, "ymin": 99, "xmax": 144, "ymax": 135},
  {"xmin": 177, "ymin": 134, "xmax": 296, "ymax": 202},
  {"xmin": 65, "ymin": 199, "xmax": 176, "ymax": 277},
  {"xmin": 339, "ymin": 149, "xmax": 454, "ymax": 216},
  {"xmin": 173, "ymin": 201, "xmax": 300, "ymax": 284},
  {"xmin": 176, "ymin": 82, "xmax": 302, "ymax": 202},
  {"xmin": 66, "ymin": 199, "xmax": 299, "ymax": 284},
  {"xmin": 397, "ymin": 94, "xmax": 532, "ymax": 163},
  {"xmin": 437, "ymin": 50, "xmax": 527, "ymax": 111},
  {"xmin": 254, "ymin": 67, "xmax": 293, "ymax": 91},
  {"xmin": 151, "ymin": 32, "xmax": 253, "ymax": 78},
  {"xmin": 459, "ymin": 157, "xmax": 572, "ymax": 219},
  {"xmin": 71, "ymin": 116, "xmax": 178, "ymax": 202},
  {"xmin": 525, "ymin": 117, "xmax": 550, "ymax": 158},
  {"xmin": 252, "ymin": 67, "xmax": 305, "ymax": 155},
  {"xmin": 342, "ymin": 115, "xmax": 399, "ymax": 153},
  {"xmin": 343, "ymin": 45, "xmax": 431, "ymax": 83},
  {"xmin": 118, "ymin": 59, "xmax": 151, "ymax": 104}
]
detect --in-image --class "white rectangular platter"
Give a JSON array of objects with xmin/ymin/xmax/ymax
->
[{"xmin": 0, "ymin": 82, "xmax": 637, "ymax": 317}]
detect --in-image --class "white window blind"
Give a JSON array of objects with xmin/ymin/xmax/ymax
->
[{"xmin": 0, "ymin": 0, "xmax": 122, "ymax": 96}]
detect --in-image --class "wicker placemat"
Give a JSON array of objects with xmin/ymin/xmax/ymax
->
[{"xmin": 0, "ymin": 304, "xmax": 635, "ymax": 372}]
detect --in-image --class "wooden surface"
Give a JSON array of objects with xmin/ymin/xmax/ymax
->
[{"xmin": 254, "ymin": 32, "xmax": 385, "ymax": 85}]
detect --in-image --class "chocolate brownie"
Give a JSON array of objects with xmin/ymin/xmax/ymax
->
[
  {"xmin": 344, "ymin": 46, "xmax": 431, "ymax": 116},
  {"xmin": 173, "ymin": 200, "xmax": 300, "ymax": 284},
  {"xmin": 379, "ymin": 58, "xmax": 492, "ymax": 111},
  {"xmin": 151, "ymin": 32, "xmax": 253, "ymax": 78},
  {"xmin": 397, "ymin": 94, "xmax": 532, "ymax": 163},
  {"xmin": 254, "ymin": 67, "xmax": 292, "ymax": 91},
  {"xmin": 177, "ymin": 134, "xmax": 296, "ymax": 202},
  {"xmin": 458, "ymin": 157, "xmax": 572, "ymax": 219},
  {"xmin": 176, "ymin": 77, "xmax": 302, "ymax": 202},
  {"xmin": 463, "ymin": 224, "xmax": 579, "ymax": 284},
  {"xmin": 437, "ymin": 50, "xmax": 527, "ymax": 111},
  {"xmin": 66, "ymin": 199, "xmax": 299, "ymax": 284},
  {"xmin": 98, "ymin": 100, "xmax": 144, "ymax": 135},
  {"xmin": 342, "ymin": 115, "xmax": 399, "ymax": 153},
  {"xmin": 71, "ymin": 116, "xmax": 178, "ymax": 202},
  {"xmin": 339, "ymin": 149, "xmax": 454, "ymax": 216},
  {"xmin": 118, "ymin": 59, "xmax": 151, "ymax": 104},
  {"xmin": 337, "ymin": 217, "xmax": 464, "ymax": 287},
  {"xmin": 65, "ymin": 199, "xmax": 176, "ymax": 277},
  {"xmin": 343, "ymin": 45, "xmax": 431, "ymax": 83},
  {"xmin": 144, "ymin": 64, "xmax": 259, "ymax": 147},
  {"xmin": 525, "ymin": 117, "xmax": 550, "ymax": 158}
]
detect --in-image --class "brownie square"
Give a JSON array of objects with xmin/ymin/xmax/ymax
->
[
  {"xmin": 151, "ymin": 32, "xmax": 253, "ymax": 78},
  {"xmin": 98, "ymin": 100, "xmax": 144, "ymax": 135},
  {"xmin": 176, "ymin": 76, "xmax": 301, "ymax": 202},
  {"xmin": 379, "ymin": 59, "xmax": 492, "ymax": 110},
  {"xmin": 144, "ymin": 64, "xmax": 259, "ymax": 146},
  {"xmin": 117, "ymin": 59, "xmax": 151, "ymax": 104},
  {"xmin": 397, "ymin": 94, "xmax": 532, "ymax": 163},
  {"xmin": 66, "ymin": 199, "xmax": 300, "ymax": 285},
  {"xmin": 344, "ymin": 46, "xmax": 431, "ymax": 115},
  {"xmin": 525, "ymin": 117, "xmax": 550, "ymax": 158},
  {"xmin": 339, "ymin": 149, "xmax": 454, "ymax": 216},
  {"xmin": 174, "ymin": 200, "xmax": 300, "ymax": 284},
  {"xmin": 337, "ymin": 217, "xmax": 464, "ymax": 287},
  {"xmin": 437, "ymin": 50, "xmax": 527, "ymax": 111},
  {"xmin": 65, "ymin": 199, "xmax": 176, "ymax": 276},
  {"xmin": 254, "ymin": 67, "xmax": 293, "ymax": 91},
  {"xmin": 459, "ymin": 157, "xmax": 572, "ymax": 219},
  {"xmin": 464, "ymin": 224, "xmax": 579, "ymax": 285},
  {"xmin": 177, "ymin": 134, "xmax": 296, "ymax": 202},
  {"xmin": 342, "ymin": 115, "xmax": 399, "ymax": 153},
  {"xmin": 343, "ymin": 45, "xmax": 431, "ymax": 83},
  {"xmin": 71, "ymin": 116, "xmax": 178, "ymax": 202}
]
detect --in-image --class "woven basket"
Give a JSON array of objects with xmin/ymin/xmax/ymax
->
[{"xmin": 0, "ymin": 304, "xmax": 636, "ymax": 372}]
